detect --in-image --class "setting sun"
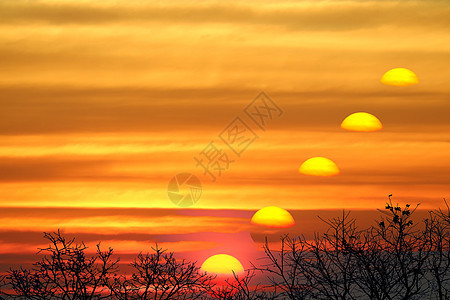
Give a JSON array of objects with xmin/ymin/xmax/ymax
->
[
  {"xmin": 251, "ymin": 206, "xmax": 295, "ymax": 228},
  {"xmin": 341, "ymin": 112, "xmax": 383, "ymax": 132},
  {"xmin": 299, "ymin": 157, "xmax": 340, "ymax": 177},
  {"xmin": 201, "ymin": 254, "xmax": 244, "ymax": 275},
  {"xmin": 381, "ymin": 68, "xmax": 419, "ymax": 86}
]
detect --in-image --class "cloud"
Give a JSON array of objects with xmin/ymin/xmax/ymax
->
[
  {"xmin": 0, "ymin": 0, "xmax": 448, "ymax": 212},
  {"xmin": 1, "ymin": 1, "xmax": 449, "ymax": 32},
  {"xmin": 1, "ymin": 87, "xmax": 450, "ymax": 135},
  {"xmin": 0, "ymin": 207, "xmax": 250, "ymax": 235}
]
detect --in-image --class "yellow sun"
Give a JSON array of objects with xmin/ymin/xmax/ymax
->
[
  {"xmin": 201, "ymin": 254, "xmax": 244, "ymax": 275},
  {"xmin": 251, "ymin": 206, "xmax": 295, "ymax": 228},
  {"xmin": 299, "ymin": 157, "xmax": 340, "ymax": 177},
  {"xmin": 381, "ymin": 68, "xmax": 419, "ymax": 87},
  {"xmin": 341, "ymin": 112, "xmax": 383, "ymax": 132}
]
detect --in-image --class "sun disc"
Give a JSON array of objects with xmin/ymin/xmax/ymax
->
[
  {"xmin": 201, "ymin": 254, "xmax": 244, "ymax": 275},
  {"xmin": 381, "ymin": 68, "xmax": 419, "ymax": 87},
  {"xmin": 341, "ymin": 112, "xmax": 383, "ymax": 132},
  {"xmin": 299, "ymin": 157, "xmax": 340, "ymax": 177},
  {"xmin": 251, "ymin": 206, "xmax": 295, "ymax": 228}
]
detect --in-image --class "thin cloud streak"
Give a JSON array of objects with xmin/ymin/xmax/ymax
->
[
  {"xmin": 1, "ymin": 1, "xmax": 449, "ymax": 32},
  {"xmin": 1, "ymin": 88, "xmax": 450, "ymax": 134}
]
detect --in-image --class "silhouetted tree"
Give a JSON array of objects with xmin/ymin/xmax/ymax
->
[
  {"xmin": 210, "ymin": 270, "xmax": 275, "ymax": 300},
  {"xmin": 250, "ymin": 196, "xmax": 450, "ymax": 300},
  {"xmin": 248, "ymin": 211, "xmax": 369, "ymax": 300},
  {"xmin": 252, "ymin": 235, "xmax": 315, "ymax": 299},
  {"xmin": 423, "ymin": 199, "xmax": 450, "ymax": 300},
  {"xmin": 5, "ymin": 230, "xmax": 119, "ymax": 299},
  {"xmin": 353, "ymin": 198, "xmax": 430, "ymax": 299},
  {"xmin": 309, "ymin": 210, "xmax": 363, "ymax": 299},
  {"xmin": 2, "ymin": 197, "xmax": 450, "ymax": 299},
  {"xmin": 108, "ymin": 245, "xmax": 216, "ymax": 300},
  {"xmin": 0, "ymin": 274, "xmax": 8, "ymax": 299}
]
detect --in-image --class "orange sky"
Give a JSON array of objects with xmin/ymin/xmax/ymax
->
[{"xmin": 0, "ymin": 0, "xmax": 449, "ymax": 273}]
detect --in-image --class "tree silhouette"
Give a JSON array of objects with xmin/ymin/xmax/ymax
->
[
  {"xmin": 252, "ymin": 212, "xmax": 363, "ymax": 299},
  {"xmin": 248, "ymin": 197, "xmax": 450, "ymax": 299},
  {"xmin": 0, "ymin": 274, "xmax": 8, "ymax": 299},
  {"xmin": 209, "ymin": 269, "xmax": 276, "ymax": 300},
  {"xmin": 5, "ymin": 230, "xmax": 119, "ymax": 299},
  {"xmin": 1, "ymin": 197, "xmax": 450, "ymax": 299},
  {"xmin": 424, "ymin": 199, "xmax": 450, "ymax": 300},
  {"xmin": 108, "ymin": 245, "xmax": 216, "ymax": 299},
  {"xmin": 358, "ymin": 199, "xmax": 429, "ymax": 299}
]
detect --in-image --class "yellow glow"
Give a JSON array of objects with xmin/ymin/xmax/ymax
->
[
  {"xmin": 341, "ymin": 112, "xmax": 383, "ymax": 132},
  {"xmin": 299, "ymin": 157, "xmax": 340, "ymax": 177},
  {"xmin": 381, "ymin": 68, "xmax": 419, "ymax": 86},
  {"xmin": 201, "ymin": 254, "xmax": 244, "ymax": 275},
  {"xmin": 251, "ymin": 206, "xmax": 295, "ymax": 228}
]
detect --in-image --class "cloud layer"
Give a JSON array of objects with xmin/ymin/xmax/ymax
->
[{"xmin": 0, "ymin": 0, "xmax": 449, "ymax": 270}]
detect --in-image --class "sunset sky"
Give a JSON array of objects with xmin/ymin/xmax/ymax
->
[{"xmin": 1, "ymin": 0, "xmax": 449, "ymax": 273}]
